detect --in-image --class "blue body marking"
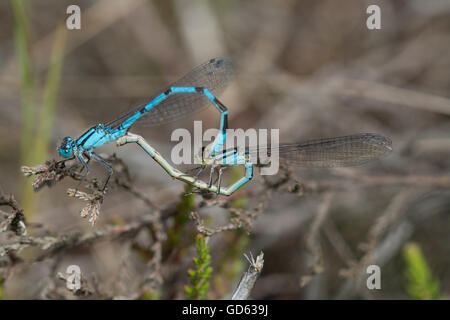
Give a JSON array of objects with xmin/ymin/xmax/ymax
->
[
  {"xmin": 204, "ymin": 133, "xmax": 392, "ymax": 194},
  {"xmin": 76, "ymin": 87, "xmax": 229, "ymax": 152},
  {"xmin": 57, "ymin": 58, "xmax": 236, "ymax": 191}
]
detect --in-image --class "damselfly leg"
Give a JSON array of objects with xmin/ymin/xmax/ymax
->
[
  {"xmin": 216, "ymin": 167, "xmax": 226, "ymax": 194},
  {"xmin": 74, "ymin": 151, "xmax": 90, "ymax": 191},
  {"xmin": 89, "ymin": 152, "xmax": 113, "ymax": 192}
]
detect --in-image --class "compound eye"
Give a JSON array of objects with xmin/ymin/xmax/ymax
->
[
  {"xmin": 58, "ymin": 147, "xmax": 73, "ymax": 158},
  {"xmin": 58, "ymin": 137, "xmax": 74, "ymax": 158}
]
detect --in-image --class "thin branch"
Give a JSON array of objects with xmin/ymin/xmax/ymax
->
[
  {"xmin": 189, "ymin": 197, "xmax": 269, "ymax": 237},
  {"xmin": 301, "ymin": 191, "xmax": 334, "ymax": 287},
  {"xmin": 0, "ymin": 214, "xmax": 158, "ymax": 259},
  {"xmin": 0, "ymin": 194, "xmax": 27, "ymax": 236},
  {"xmin": 339, "ymin": 188, "xmax": 421, "ymax": 294},
  {"xmin": 290, "ymin": 175, "xmax": 450, "ymax": 194}
]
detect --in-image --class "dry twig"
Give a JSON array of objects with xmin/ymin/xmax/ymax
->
[{"xmin": 231, "ymin": 251, "xmax": 264, "ymax": 300}]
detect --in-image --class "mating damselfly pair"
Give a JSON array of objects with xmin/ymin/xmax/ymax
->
[{"xmin": 57, "ymin": 58, "xmax": 392, "ymax": 196}]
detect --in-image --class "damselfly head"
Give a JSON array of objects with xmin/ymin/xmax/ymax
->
[{"xmin": 58, "ymin": 137, "xmax": 75, "ymax": 158}]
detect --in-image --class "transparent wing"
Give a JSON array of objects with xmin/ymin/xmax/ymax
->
[
  {"xmin": 246, "ymin": 133, "xmax": 392, "ymax": 167},
  {"xmin": 104, "ymin": 58, "xmax": 235, "ymax": 128}
]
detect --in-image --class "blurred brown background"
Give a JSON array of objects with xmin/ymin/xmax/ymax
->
[{"xmin": 1, "ymin": 0, "xmax": 450, "ymax": 299}]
